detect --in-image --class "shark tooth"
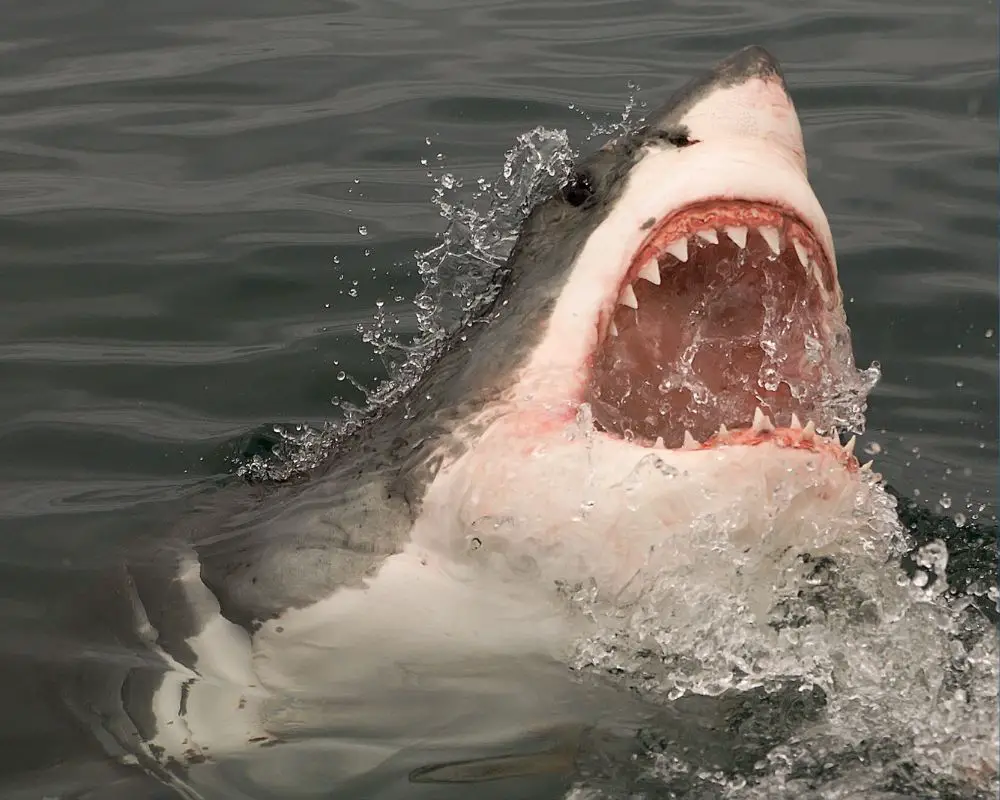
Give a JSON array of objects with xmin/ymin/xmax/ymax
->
[
  {"xmin": 758, "ymin": 226, "xmax": 781, "ymax": 255},
  {"xmin": 682, "ymin": 430, "xmax": 700, "ymax": 450},
  {"xmin": 718, "ymin": 423, "xmax": 728, "ymax": 436},
  {"xmin": 663, "ymin": 237, "xmax": 689, "ymax": 262},
  {"xmin": 811, "ymin": 261, "xmax": 828, "ymax": 297},
  {"xmin": 608, "ymin": 319, "xmax": 618, "ymax": 337},
  {"xmin": 752, "ymin": 407, "xmax": 774, "ymax": 433},
  {"xmin": 637, "ymin": 258, "xmax": 660, "ymax": 285},
  {"xmin": 724, "ymin": 225, "xmax": 747, "ymax": 249},
  {"xmin": 801, "ymin": 421, "xmax": 816, "ymax": 442},
  {"xmin": 618, "ymin": 283, "xmax": 638, "ymax": 309},
  {"xmin": 695, "ymin": 228, "xmax": 719, "ymax": 244},
  {"xmin": 860, "ymin": 461, "xmax": 873, "ymax": 472},
  {"xmin": 654, "ymin": 436, "xmax": 665, "ymax": 448},
  {"xmin": 844, "ymin": 436, "xmax": 856, "ymax": 456},
  {"xmin": 790, "ymin": 412, "xmax": 803, "ymax": 430},
  {"xmin": 793, "ymin": 240, "xmax": 809, "ymax": 268}
]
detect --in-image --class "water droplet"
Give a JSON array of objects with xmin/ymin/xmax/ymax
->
[
  {"xmin": 911, "ymin": 570, "xmax": 929, "ymax": 588},
  {"xmin": 986, "ymin": 328, "xmax": 994, "ymax": 338},
  {"xmin": 358, "ymin": 225, "xmax": 368, "ymax": 236},
  {"xmin": 954, "ymin": 512, "xmax": 966, "ymax": 528},
  {"xmin": 939, "ymin": 495, "xmax": 952, "ymax": 509},
  {"xmin": 336, "ymin": 371, "xmax": 346, "ymax": 381}
]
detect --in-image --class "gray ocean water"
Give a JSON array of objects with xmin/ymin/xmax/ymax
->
[{"xmin": 0, "ymin": 1, "xmax": 996, "ymax": 798}]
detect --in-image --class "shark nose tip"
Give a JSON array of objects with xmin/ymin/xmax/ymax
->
[{"xmin": 714, "ymin": 45, "xmax": 785, "ymax": 84}]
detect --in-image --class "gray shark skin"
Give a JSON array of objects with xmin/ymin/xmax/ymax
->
[{"xmin": 44, "ymin": 46, "xmax": 995, "ymax": 800}]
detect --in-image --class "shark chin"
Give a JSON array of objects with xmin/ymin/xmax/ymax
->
[{"xmin": 65, "ymin": 46, "xmax": 995, "ymax": 800}]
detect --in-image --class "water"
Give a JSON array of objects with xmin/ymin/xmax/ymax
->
[{"xmin": 0, "ymin": 1, "xmax": 996, "ymax": 798}]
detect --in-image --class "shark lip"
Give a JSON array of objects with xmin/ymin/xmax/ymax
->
[{"xmin": 584, "ymin": 198, "xmax": 847, "ymax": 454}]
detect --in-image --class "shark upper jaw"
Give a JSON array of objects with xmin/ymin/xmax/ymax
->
[{"xmin": 511, "ymin": 48, "xmax": 859, "ymax": 467}]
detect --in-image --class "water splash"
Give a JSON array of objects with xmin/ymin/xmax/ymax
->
[
  {"xmin": 564, "ymin": 477, "xmax": 998, "ymax": 798},
  {"xmin": 238, "ymin": 88, "xmax": 657, "ymax": 481},
  {"xmin": 236, "ymin": 126, "xmax": 577, "ymax": 481}
]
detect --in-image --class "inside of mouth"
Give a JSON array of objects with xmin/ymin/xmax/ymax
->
[{"xmin": 586, "ymin": 201, "xmax": 848, "ymax": 449}]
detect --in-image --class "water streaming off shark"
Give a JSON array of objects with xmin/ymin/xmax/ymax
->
[{"xmin": 65, "ymin": 47, "xmax": 997, "ymax": 800}]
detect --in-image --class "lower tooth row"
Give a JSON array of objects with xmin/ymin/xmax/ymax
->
[{"xmin": 651, "ymin": 410, "xmax": 854, "ymax": 450}]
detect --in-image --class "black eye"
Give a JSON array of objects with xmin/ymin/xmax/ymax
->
[
  {"xmin": 664, "ymin": 131, "xmax": 695, "ymax": 148},
  {"xmin": 561, "ymin": 171, "xmax": 595, "ymax": 207}
]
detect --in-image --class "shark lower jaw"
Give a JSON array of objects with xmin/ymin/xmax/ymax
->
[{"xmin": 579, "ymin": 198, "xmax": 855, "ymax": 463}]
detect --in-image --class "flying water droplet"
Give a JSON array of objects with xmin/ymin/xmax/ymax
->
[{"xmin": 621, "ymin": 454, "xmax": 680, "ymax": 509}]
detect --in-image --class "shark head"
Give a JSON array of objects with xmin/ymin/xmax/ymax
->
[
  {"xmin": 510, "ymin": 46, "xmax": 847, "ymax": 445},
  {"xmin": 416, "ymin": 46, "xmax": 872, "ymax": 588}
]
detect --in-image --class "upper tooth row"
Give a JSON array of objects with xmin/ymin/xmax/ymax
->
[{"xmin": 614, "ymin": 225, "xmax": 824, "ymax": 315}]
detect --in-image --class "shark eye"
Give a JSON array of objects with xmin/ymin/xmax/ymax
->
[
  {"xmin": 561, "ymin": 171, "xmax": 595, "ymax": 208},
  {"xmin": 663, "ymin": 130, "xmax": 696, "ymax": 148}
]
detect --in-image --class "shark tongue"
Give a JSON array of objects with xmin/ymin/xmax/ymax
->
[{"xmin": 585, "ymin": 209, "xmax": 843, "ymax": 449}]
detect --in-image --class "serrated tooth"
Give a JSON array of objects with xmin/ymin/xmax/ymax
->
[
  {"xmin": 844, "ymin": 436, "xmax": 856, "ymax": 456},
  {"xmin": 618, "ymin": 283, "xmax": 638, "ymax": 309},
  {"xmin": 724, "ymin": 225, "xmax": 747, "ymax": 249},
  {"xmin": 811, "ymin": 261, "xmax": 829, "ymax": 303},
  {"xmin": 608, "ymin": 319, "xmax": 618, "ymax": 337},
  {"xmin": 801, "ymin": 421, "xmax": 816, "ymax": 442},
  {"xmin": 654, "ymin": 436, "xmax": 665, "ymax": 448},
  {"xmin": 682, "ymin": 430, "xmax": 700, "ymax": 450},
  {"xmin": 790, "ymin": 413, "xmax": 803, "ymax": 430},
  {"xmin": 663, "ymin": 237, "xmax": 688, "ymax": 262},
  {"xmin": 758, "ymin": 226, "xmax": 781, "ymax": 255},
  {"xmin": 637, "ymin": 258, "xmax": 660, "ymax": 285},
  {"xmin": 860, "ymin": 461, "xmax": 873, "ymax": 472},
  {"xmin": 793, "ymin": 240, "xmax": 809, "ymax": 268},
  {"xmin": 752, "ymin": 407, "xmax": 774, "ymax": 434},
  {"xmin": 695, "ymin": 228, "xmax": 718, "ymax": 245}
]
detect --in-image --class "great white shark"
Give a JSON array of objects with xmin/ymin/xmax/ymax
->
[{"xmin": 61, "ymin": 46, "xmax": 995, "ymax": 798}]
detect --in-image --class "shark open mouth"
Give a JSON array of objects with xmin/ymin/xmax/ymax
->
[{"xmin": 586, "ymin": 200, "xmax": 844, "ymax": 452}]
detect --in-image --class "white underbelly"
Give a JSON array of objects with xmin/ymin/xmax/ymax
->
[
  {"xmin": 252, "ymin": 544, "xmax": 582, "ymax": 695},
  {"xmin": 144, "ymin": 543, "xmax": 589, "ymax": 770}
]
